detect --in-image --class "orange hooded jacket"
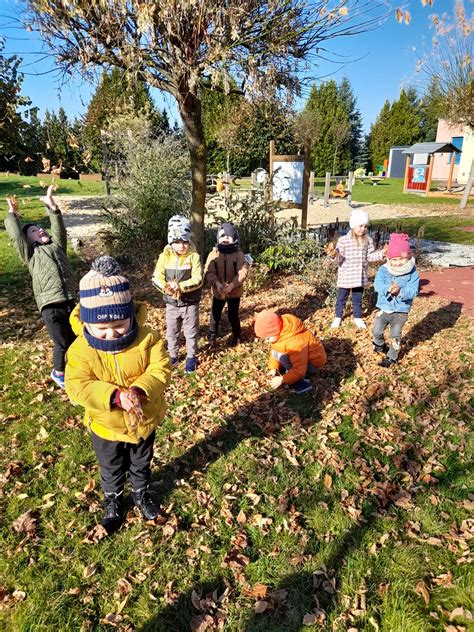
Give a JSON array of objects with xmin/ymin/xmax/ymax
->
[{"xmin": 268, "ymin": 314, "xmax": 326, "ymax": 384}]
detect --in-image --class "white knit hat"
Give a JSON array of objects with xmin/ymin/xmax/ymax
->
[
  {"xmin": 349, "ymin": 210, "xmax": 369, "ymax": 229},
  {"xmin": 167, "ymin": 215, "xmax": 191, "ymax": 244}
]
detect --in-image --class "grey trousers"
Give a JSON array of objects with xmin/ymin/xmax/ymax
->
[
  {"xmin": 373, "ymin": 311, "xmax": 409, "ymax": 361},
  {"xmin": 166, "ymin": 303, "xmax": 199, "ymax": 359}
]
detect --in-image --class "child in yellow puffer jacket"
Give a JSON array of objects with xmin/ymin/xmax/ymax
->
[{"xmin": 65, "ymin": 256, "xmax": 171, "ymax": 532}]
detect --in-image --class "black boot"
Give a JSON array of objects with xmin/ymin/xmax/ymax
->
[
  {"xmin": 132, "ymin": 487, "xmax": 159, "ymax": 521},
  {"xmin": 379, "ymin": 357, "xmax": 396, "ymax": 368},
  {"xmin": 228, "ymin": 334, "xmax": 240, "ymax": 347},
  {"xmin": 373, "ymin": 342, "xmax": 389, "ymax": 354},
  {"xmin": 102, "ymin": 492, "xmax": 123, "ymax": 531}
]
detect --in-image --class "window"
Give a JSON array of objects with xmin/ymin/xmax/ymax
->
[{"xmin": 448, "ymin": 136, "xmax": 463, "ymax": 164}]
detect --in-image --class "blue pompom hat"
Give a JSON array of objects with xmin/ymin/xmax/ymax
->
[{"xmin": 79, "ymin": 256, "xmax": 134, "ymax": 323}]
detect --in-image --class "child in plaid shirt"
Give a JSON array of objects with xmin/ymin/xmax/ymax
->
[{"xmin": 328, "ymin": 210, "xmax": 385, "ymax": 329}]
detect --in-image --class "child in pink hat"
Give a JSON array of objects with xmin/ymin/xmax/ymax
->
[{"xmin": 372, "ymin": 233, "xmax": 419, "ymax": 367}]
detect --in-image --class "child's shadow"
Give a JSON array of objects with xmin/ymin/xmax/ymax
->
[{"xmin": 400, "ymin": 300, "xmax": 462, "ymax": 359}]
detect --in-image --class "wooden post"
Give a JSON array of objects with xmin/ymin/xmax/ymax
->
[
  {"xmin": 447, "ymin": 153, "xmax": 456, "ymax": 191},
  {"xmin": 460, "ymin": 159, "xmax": 474, "ymax": 210},
  {"xmin": 346, "ymin": 170, "xmax": 354, "ymax": 207},
  {"xmin": 310, "ymin": 170, "xmax": 315, "ymax": 196},
  {"xmin": 301, "ymin": 141, "xmax": 311, "ymax": 230},
  {"xmin": 100, "ymin": 130, "xmax": 111, "ymax": 196},
  {"xmin": 425, "ymin": 154, "xmax": 433, "ymax": 196},
  {"xmin": 403, "ymin": 155, "xmax": 410, "ymax": 193},
  {"xmin": 324, "ymin": 172, "xmax": 331, "ymax": 208},
  {"xmin": 269, "ymin": 140, "xmax": 275, "ymax": 224}
]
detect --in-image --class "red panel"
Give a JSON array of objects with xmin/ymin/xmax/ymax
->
[{"xmin": 406, "ymin": 166, "xmax": 428, "ymax": 192}]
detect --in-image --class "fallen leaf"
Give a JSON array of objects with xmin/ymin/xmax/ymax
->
[
  {"xmin": 244, "ymin": 584, "xmax": 268, "ymax": 600},
  {"xmin": 12, "ymin": 509, "xmax": 38, "ymax": 537},
  {"xmin": 83, "ymin": 564, "xmax": 97, "ymax": 579},
  {"xmin": 323, "ymin": 473, "xmax": 333, "ymax": 490},
  {"xmin": 254, "ymin": 600, "xmax": 269, "ymax": 614},
  {"xmin": 415, "ymin": 580, "xmax": 430, "ymax": 605}
]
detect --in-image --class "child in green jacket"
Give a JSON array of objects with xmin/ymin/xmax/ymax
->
[{"xmin": 4, "ymin": 185, "xmax": 77, "ymax": 388}]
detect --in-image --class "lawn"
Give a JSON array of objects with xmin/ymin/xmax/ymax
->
[
  {"xmin": 371, "ymin": 216, "xmax": 474, "ymax": 245},
  {"xmin": 0, "ymin": 224, "xmax": 473, "ymax": 631},
  {"xmin": 237, "ymin": 176, "xmax": 471, "ymax": 207}
]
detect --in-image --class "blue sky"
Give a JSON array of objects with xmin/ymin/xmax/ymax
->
[{"xmin": 0, "ymin": 0, "xmax": 454, "ymax": 133}]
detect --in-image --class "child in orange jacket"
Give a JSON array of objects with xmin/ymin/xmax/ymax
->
[{"xmin": 254, "ymin": 310, "xmax": 327, "ymax": 395}]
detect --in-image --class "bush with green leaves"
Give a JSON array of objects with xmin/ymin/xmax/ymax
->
[
  {"xmin": 206, "ymin": 180, "xmax": 294, "ymax": 257},
  {"xmin": 102, "ymin": 112, "xmax": 190, "ymax": 263}
]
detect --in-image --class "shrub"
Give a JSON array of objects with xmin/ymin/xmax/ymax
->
[{"xmin": 102, "ymin": 112, "xmax": 191, "ymax": 264}]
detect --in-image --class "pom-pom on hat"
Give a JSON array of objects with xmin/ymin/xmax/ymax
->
[
  {"xmin": 349, "ymin": 210, "xmax": 369, "ymax": 229},
  {"xmin": 217, "ymin": 222, "xmax": 239, "ymax": 244},
  {"xmin": 79, "ymin": 256, "xmax": 133, "ymax": 324},
  {"xmin": 254, "ymin": 309, "xmax": 283, "ymax": 339},
  {"xmin": 168, "ymin": 215, "xmax": 191, "ymax": 244},
  {"xmin": 387, "ymin": 233, "xmax": 411, "ymax": 259}
]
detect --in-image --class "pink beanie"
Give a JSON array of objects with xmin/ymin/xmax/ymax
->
[{"xmin": 387, "ymin": 233, "xmax": 411, "ymax": 259}]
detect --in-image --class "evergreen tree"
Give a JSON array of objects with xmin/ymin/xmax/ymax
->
[
  {"xmin": 419, "ymin": 80, "xmax": 443, "ymax": 141},
  {"xmin": 0, "ymin": 44, "xmax": 31, "ymax": 171},
  {"xmin": 83, "ymin": 68, "xmax": 161, "ymax": 172},
  {"xmin": 304, "ymin": 79, "xmax": 361, "ymax": 176},
  {"xmin": 355, "ymin": 134, "xmax": 370, "ymax": 171},
  {"xmin": 19, "ymin": 107, "xmax": 44, "ymax": 175},
  {"xmin": 339, "ymin": 76, "xmax": 363, "ymax": 169},
  {"xmin": 368, "ymin": 90, "xmax": 422, "ymax": 172}
]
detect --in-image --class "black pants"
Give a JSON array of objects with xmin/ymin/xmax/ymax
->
[
  {"xmin": 91, "ymin": 431, "xmax": 156, "ymax": 495},
  {"xmin": 41, "ymin": 300, "xmax": 76, "ymax": 371},
  {"xmin": 335, "ymin": 287, "xmax": 364, "ymax": 318},
  {"xmin": 210, "ymin": 297, "xmax": 241, "ymax": 337}
]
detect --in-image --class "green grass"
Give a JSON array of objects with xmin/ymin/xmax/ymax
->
[
  {"xmin": 372, "ymin": 215, "xmax": 474, "ymax": 245},
  {"xmin": 237, "ymin": 176, "xmax": 472, "ymax": 207},
  {"xmin": 1, "ymin": 174, "xmax": 473, "ymax": 631},
  {"xmin": 0, "ymin": 173, "xmax": 105, "ymax": 199}
]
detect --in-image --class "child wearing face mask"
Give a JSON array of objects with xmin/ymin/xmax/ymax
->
[
  {"xmin": 4, "ymin": 185, "xmax": 77, "ymax": 388},
  {"xmin": 372, "ymin": 233, "xmax": 419, "ymax": 368},
  {"xmin": 65, "ymin": 256, "xmax": 171, "ymax": 531},
  {"xmin": 204, "ymin": 222, "xmax": 249, "ymax": 347},
  {"xmin": 328, "ymin": 210, "xmax": 386, "ymax": 330}
]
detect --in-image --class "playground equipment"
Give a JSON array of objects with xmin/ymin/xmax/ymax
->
[{"xmin": 403, "ymin": 142, "xmax": 461, "ymax": 195}]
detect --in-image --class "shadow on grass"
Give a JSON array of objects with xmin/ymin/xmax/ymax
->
[
  {"xmin": 140, "ymin": 353, "xmax": 470, "ymax": 631},
  {"xmin": 140, "ymin": 339, "xmax": 357, "ymax": 630}
]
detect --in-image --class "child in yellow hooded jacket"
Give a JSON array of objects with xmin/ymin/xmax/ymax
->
[{"xmin": 66, "ymin": 256, "xmax": 171, "ymax": 532}]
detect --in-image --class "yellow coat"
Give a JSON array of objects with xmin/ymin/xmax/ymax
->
[{"xmin": 65, "ymin": 302, "xmax": 171, "ymax": 444}]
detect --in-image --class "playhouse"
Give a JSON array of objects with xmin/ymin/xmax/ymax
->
[{"xmin": 402, "ymin": 142, "xmax": 461, "ymax": 195}]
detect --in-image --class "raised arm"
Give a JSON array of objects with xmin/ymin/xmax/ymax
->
[
  {"xmin": 4, "ymin": 197, "xmax": 30, "ymax": 264},
  {"xmin": 44, "ymin": 185, "xmax": 67, "ymax": 251}
]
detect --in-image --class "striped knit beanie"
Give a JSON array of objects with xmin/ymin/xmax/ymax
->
[{"xmin": 79, "ymin": 256, "xmax": 133, "ymax": 323}]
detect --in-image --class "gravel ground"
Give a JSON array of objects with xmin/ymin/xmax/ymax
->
[{"xmin": 55, "ymin": 194, "xmax": 473, "ymax": 267}]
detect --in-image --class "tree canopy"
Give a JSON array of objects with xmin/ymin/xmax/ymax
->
[{"xmin": 25, "ymin": 0, "xmax": 387, "ymax": 250}]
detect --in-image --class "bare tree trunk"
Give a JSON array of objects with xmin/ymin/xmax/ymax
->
[
  {"xmin": 177, "ymin": 88, "xmax": 207, "ymax": 254},
  {"xmin": 460, "ymin": 159, "xmax": 474, "ymax": 210}
]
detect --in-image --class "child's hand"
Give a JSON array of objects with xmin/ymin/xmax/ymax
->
[
  {"xmin": 118, "ymin": 390, "xmax": 136, "ymax": 411},
  {"xmin": 389, "ymin": 283, "xmax": 400, "ymax": 295},
  {"xmin": 6, "ymin": 196, "xmax": 19, "ymax": 217},
  {"xmin": 168, "ymin": 281, "xmax": 179, "ymax": 292},
  {"xmin": 224, "ymin": 282, "xmax": 234, "ymax": 294},
  {"xmin": 215, "ymin": 281, "xmax": 224, "ymax": 294},
  {"xmin": 267, "ymin": 368, "xmax": 278, "ymax": 377},
  {"xmin": 45, "ymin": 184, "xmax": 58, "ymax": 209},
  {"xmin": 382, "ymin": 244, "xmax": 388, "ymax": 256},
  {"xmin": 326, "ymin": 241, "xmax": 336, "ymax": 257},
  {"xmin": 270, "ymin": 375, "xmax": 284, "ymax": 390}
]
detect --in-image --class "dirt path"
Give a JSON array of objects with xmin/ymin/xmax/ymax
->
[{"xmin": 57, "ymin": 194, "xmax": 471, "ymax": 241}]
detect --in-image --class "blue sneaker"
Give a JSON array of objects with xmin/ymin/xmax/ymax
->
[
  {"xmin": 185, "ymin": 357, "xmax": 197, "ymax": 373},
  {"xmin": 50, "ymin": 369, "xmax": 65, "ymax": 389},
  {"xmin": 291, "ymin": 378, "xmax": 312, "ymax": 395},
  {"xmin": 170, "ymin": 356, "xmax": 179, "ymax": 367}
]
